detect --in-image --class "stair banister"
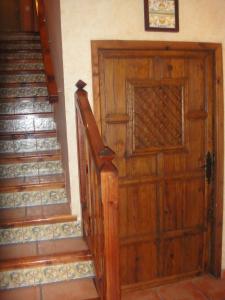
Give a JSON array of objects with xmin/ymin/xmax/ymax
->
[
  {"xmin": 75, "ymin": 80, "xmax": 121, "ymax": 300},
  {"xmin": 34, "ymin": 0, "xmax": 58, "ymax": 103}
]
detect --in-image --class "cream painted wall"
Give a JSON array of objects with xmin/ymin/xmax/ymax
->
[{"xmin": 59, "ymin": 0, "xmax": 225, "ymax": 267}]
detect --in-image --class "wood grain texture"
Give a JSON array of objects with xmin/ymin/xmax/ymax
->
[
  {"xmin": 91, "ymin": 41, "xmax": 224, "ymax": 290},
  {"xmin": 75, "ymin": 82, "xmax": 121, "ymax": 300},
  {"xmin": 35, "ymin": 0, "xmax": 58, "ymax": 103}
]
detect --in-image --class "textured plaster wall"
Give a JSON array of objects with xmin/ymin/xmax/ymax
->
[{"xmin": 59, "ymin": 0, "xmax": 225, "ymax": 267}]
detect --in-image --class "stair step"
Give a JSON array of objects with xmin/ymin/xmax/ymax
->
[
  {"xmin": 0, "ymin": 219, "xmax": 81, "ymax": 246},
  {"xmin": 0, "ymin": 159, "xmax": 63, "ymax": 180},
  {"xmin": 0, "ymin": 52, "xmax": 42, "ymax": 60},
  {"xmin": 0, "ymin": 86, "xmax": 48, "ymax": 98},
  {"xmin": 0, "ymin": 137, "xmax": 60, "ymax": 154},
  {"xmin": 0, "ymin": 42, "xmax": 41, "ymax": 51},
  {"xmin": 0, "ymin": 151, "xmax": 61, "ymax": 163},
  {"xmin": 0, "ymin": 174, "xmax": 65, "ymax": 191},
  {"xmin": 0, "ymin": 202, "xmax": 70, "ymax": 223},
  {"xmin": 0, "ymin": 215, "xmax": 76, "ymax": 228},
  {"xmin": 0, "ymin": 62, "xmax": 44, "ymax": 71},
  {"xmin": 0, "ymin": 114, "xmax": 56, "ymax": 134},
  {"xmin": 0, "ymin": 187, "xmax": 67, "ymax": 209},
  {"xmin": 0, "ymin": 253, "xmax": 94, "ymax": 290},
  {"xmin": 0, "ymin": 73, "xmax": 46, "ymax": 84},
  {"xmin": 0, "ymin": 100, "xmax": 52, "ymax": 115},
  {"xmin": 0, "ymin": 32, "xmax": 40, "ymax": 41},
  {"xmin": 0, "ymin": 278, "xmax": 99, "ymax": 300}
]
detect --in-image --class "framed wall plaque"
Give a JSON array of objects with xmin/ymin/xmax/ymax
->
[{"xmin": 144, "ymin": 0, "xmax": 179, "ymax": 32}]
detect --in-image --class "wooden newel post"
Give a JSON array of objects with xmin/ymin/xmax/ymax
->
[{"xmin": 101, "ymin": 163, "xmax": 121, "ymax": 300}]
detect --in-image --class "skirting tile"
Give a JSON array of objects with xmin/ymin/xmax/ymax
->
[
  {"xmin": 0, "ymin": 188, "xmax": 67, "ymax": 209},
  {"xmin": 0, "ymin": 220, "xmax": 81, "ymax": 245},
  {"xmin": 0, "ymin": 260, "xmax": 94, "ymax": 290}
]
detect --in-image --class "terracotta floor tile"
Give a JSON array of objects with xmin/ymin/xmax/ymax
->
[
  {"xmin": 192, "ymin": 275, "xmax": 225, "ymax": 300},
  {"xmin": 157, "ymin": 281, "xmax": 208, "ymax": 300},
  {"xmin": 0, "ymin": 286, "xmax": 41, "ymax": 300},
  {"xmin": 41, "ymin": 279, "xmax": 99, "ymax": 300},
  {"xmin": 122, "ymin": 289, "xmax": 161, "ymax": 300}
]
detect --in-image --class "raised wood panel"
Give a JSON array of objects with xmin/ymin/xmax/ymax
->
[{"xmin": 92, "ymin": 41, "xmax": 224, "ymax": 288}]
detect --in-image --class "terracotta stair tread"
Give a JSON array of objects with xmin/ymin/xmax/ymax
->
[
  {"xmin": 0, "ymin": 236, "xmax": 88, "ymax": 263},
  {"xmin": 0, "ymin": 112, "xmax": 53, "ymax": 119},
  {"xmin": 0, "ymin": 151, "xmax": 61, "ymax": 163},
  {"xmin": 0, "ymin": 278, "xmax": 99, "ymax": 300},
  {"xmin": 0, "ymin": 174, "xmax": 65, "ymax": 189},
  {"xmin": 0, "ymin": 203, "xmax": 71, "ymax": 223},
  {"xmin": 0, "ymin": 40, "xmax": 40, "ymax": 44},
  {"xmin": 0, "ymin": 131, "xmax": 57, "ymax": 140},
  {"xmin": 0, "ymin": 95, "xmax": 49, "ymax": 103},
  {"xmin": 0, "ymin": 179, "xmax": 65, "ymax": 193},
  {"xmin": 0, "ymin": 69, "xmax": 45, "ymax": 75},
  {"xmin": 0, "ymin": 214, "xmax": 77, "ymax": 228}
]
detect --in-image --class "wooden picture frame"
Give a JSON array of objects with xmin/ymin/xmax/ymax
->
[{"xmin": 144, "ymin": 0, "xmax": 179, "ymax": 32}]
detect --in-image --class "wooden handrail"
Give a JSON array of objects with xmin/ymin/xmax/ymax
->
[
  {"xmin": 34, "ymin": 0, "xmax": 58, "ymax": 103},
  {"xmin": 75, "ymin": 80, "xmax": 121, "ymax": 300}
]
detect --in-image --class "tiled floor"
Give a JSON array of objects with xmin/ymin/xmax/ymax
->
[
  {"xmin": 122, "ymin": 275, "xmax": 225, "ymax": 300},
  {"xmin": 0, "ymin": 278, "xmax": 99, "ymax": 300}
]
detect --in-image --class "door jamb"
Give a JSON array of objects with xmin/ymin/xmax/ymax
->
[{"xmin": 91, "ymin": 40, "xmax": 224, "ymax": 277}]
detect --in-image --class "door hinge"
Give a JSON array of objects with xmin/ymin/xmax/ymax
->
[{"xmin": 205, "ymin": 151, "xmax": 215, "ymax": 184}]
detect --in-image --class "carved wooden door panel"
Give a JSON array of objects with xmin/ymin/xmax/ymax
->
[{"xmin": 96, "ymin": 47, "xmax": 214, "ymax": 288}]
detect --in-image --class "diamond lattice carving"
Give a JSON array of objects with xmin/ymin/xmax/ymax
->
[{"xmin": 134, "ymin": 85, "xmax": 183, "ymax": 150}]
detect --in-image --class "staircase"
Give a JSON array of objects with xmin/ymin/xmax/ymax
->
[{"xmin": 0, "ymin": 32, "xmax": 99, "ymax": 300}]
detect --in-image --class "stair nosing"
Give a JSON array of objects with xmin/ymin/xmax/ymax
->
[
  {"xmin": 0, "ymin": 250, "xmax": 92, "ymax": 271},
  {"xmin": 0, "ymin": 215, "xmax": 77, "ymax": 228}
]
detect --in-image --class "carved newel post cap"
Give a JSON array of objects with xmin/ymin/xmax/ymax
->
[{"xmin": 76, "ymin": 80, "xmax": 87, "ymax": 90}]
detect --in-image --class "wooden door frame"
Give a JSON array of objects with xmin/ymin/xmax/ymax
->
[{"xmin": 91, "ymin": 40, "xmax": 224, "ymax": 277}]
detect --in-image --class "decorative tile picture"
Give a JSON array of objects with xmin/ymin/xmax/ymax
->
[{"xmin": 144, "ymin": 0, "xmax": 179, "ymax": 32}]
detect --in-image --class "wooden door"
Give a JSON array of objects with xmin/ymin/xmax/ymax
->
[{"xmin": 92, "ymin": 42, "xmax": 223, "ymax": 290}]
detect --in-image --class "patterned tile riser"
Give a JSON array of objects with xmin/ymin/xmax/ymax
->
[
  {"xmin": 0, "ymin": 63, "xmax": 44, "ymax": 71},
  {"xmin": 0, "ymin": 87, "xmax": 48, "ymax": 98},
  {"xmin": 0, "ymin": 137, "xmax": 60, "ymax": 154},
  {"xmin": 0, "ymin": 188, "xmax": 67, "ymax": 209},
  {"xmin": 0, "ymin": 160, "xmax": 63, "ymax": 179},
  {"xmin": 0, "ymin": 43, "xmax": 41, "ymax": 50},
  {"xmin": 0, "ymin": 117, "xmax": 56, "ymax": 133},
  {"xmin": 0, "ymin": 101, "xmax": 53, "ymax": 115},
  {"xmin": 0, "ymin": 220, "xmax": 81, "ymax": 245},
  {"xmin": 0, "ymin": 260, "xmax": 94, "ymax": 290},
  {"xmin": 0, "ymin": 74, "xmax": 46, "ymax": 83}
]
